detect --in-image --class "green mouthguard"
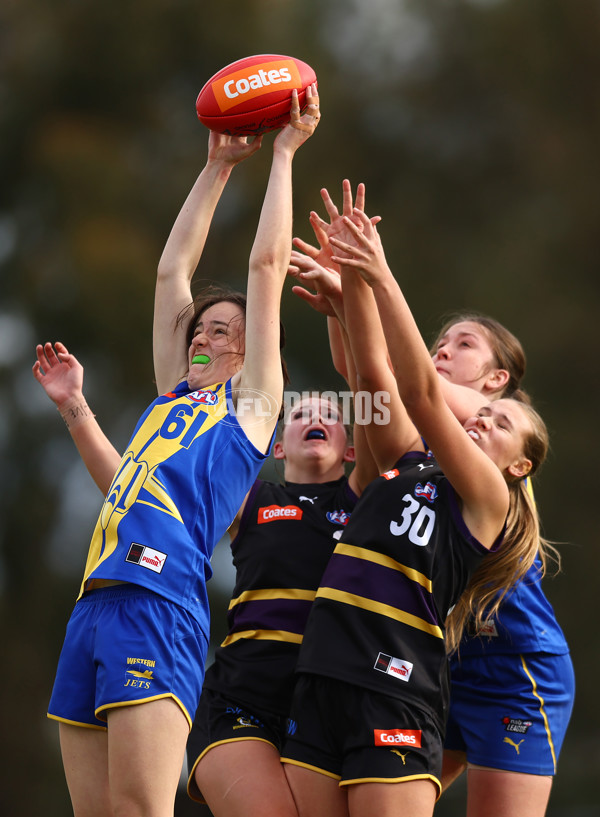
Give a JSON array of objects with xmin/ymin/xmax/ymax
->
[{"xmin": 192, "ymin": 354, "xmax": 211, "ymax": 365}]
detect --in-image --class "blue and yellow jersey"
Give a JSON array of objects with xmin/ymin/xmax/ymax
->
[
  {"xmin": 78, "ymin": 379, "xmax": 270, "ymax": 634},
  {"xmin": 455, "ymin": 557, "xmax": 569, "ymax": 656},
  {"xmin": 455, "ymin": 477, "xmax": 569, "ymax": 656}
]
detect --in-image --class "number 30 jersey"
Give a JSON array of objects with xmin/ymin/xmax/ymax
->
[
  {"xmin": 296, "ymin": 450, "xmax": 501, "ymax": 732},
  {"xmin": 77, "ymin": 379, "xmax": 269, "ymax": 632}
]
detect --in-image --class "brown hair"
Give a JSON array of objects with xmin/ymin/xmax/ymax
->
[
  {"xmin": 176, "ymin": 284, "xmax": 290, "ymax": 385},
  {"xmin": 431, "ymin": 313, "xmax": 526, "ymax": 398},
  {"xmin": 445, "ymin": 399, "xmax": 559, "ymax": 653}
]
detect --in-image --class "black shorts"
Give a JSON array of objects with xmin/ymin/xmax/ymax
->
[
  {"xmin": 281, "ymin": 673, "xmax": 442, "ymax": 797},
  {"xmin": 186, "ymin": 687, "xmax": 288, "ymax": 802}
]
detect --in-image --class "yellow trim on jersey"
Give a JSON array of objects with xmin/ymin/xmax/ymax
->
[
  {"xmin": 333, "ymin": 542, "xmax": 433, "ymax": 592},
  {"xmin": 221, "ymin": 628, "xmax": 304, "ymax": 647},
  {"xmin": 520, "ymin": 654, "xmax": 557, "ymax": 772},
  {"xmin": 228, "ymin": 587, "xmax": 316, "ymax": 610},
  {"xmin": 315, "ymin": 587, "xmax": 444, "ymax": 639}
]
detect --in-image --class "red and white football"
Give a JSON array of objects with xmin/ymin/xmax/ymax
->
[{"xmin": 196, "ymin": 54, "xmax": 317, "ymax": 136}]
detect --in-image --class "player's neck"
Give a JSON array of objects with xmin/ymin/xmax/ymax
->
[{"xmin": 284, "ymin": 460, "xmax": 345, "ymax": 485}]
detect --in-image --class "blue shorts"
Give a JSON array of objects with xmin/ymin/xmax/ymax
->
[
  {"xmin": 48, "ymin": 584, "xmax": 208, "ymax": 730},
  {"xmin": 445, "ymin": 652, "xmax": 575, "ymax": 775}
]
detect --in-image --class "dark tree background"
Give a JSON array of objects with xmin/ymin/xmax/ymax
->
[{"xmin": 0, "ymin": 1, "xmax": 597, "ymax": 814}]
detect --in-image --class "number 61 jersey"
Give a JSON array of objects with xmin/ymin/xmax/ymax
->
[
  {"xmin": 296, "ymin": 450, "xmax": 500, "ymax": 732},
  {"xmin": 77, "ymin": 380, "xmax": 269, "ymax": 629}
]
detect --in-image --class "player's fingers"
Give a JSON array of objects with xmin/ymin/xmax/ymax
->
[
  {"xmin": 305, "ymin": 83, "xmax": 320, "ymax": 110},
  {"xmin": 292, "ymin": 237, "xmax": 320, "ymax": 259},
  {"xmin": 291, "ymin": 285, "xmax": 318, "ymax": 305},
  {"xmin": 342, "ymin": 180, "xmax": 354, "ymax": 218},
  {"xmin": 345, "ymin": 212, "xmax": 373, "ymax": 241},
  {"xmin": 293, "ymin": 236, "xmax": 318, "ymax": 255},
  {"xmin": 43, "ymin": 342, "xmax": 60, "ymax": 367},
  {"xmin": 293, "ymin": 84, "xmax": 320, "ymax": 132},
  {"xmin": 289, "ymin": 89, "xmax": 301, "ymax": 122},
  {"xmin": 330, "ymin": 234, "xmax": 367, "ymax": 257},
  {"xmin": 310, "ymin": 210, "xmax": 329, "ymax": 230},
  {"xmin": 35, "ymin": 342, "xmax": 53, "ymax": 370},
  {"xmin": 318, "ymin": 189, "xmax": 339, "ymax": 223},
  {"xmin": 355, "ymin": 183, "xmax": 366, "ymax": 213}
]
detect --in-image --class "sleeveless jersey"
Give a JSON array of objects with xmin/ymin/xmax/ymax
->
[
  {"xmin": 203, "ymin": 476, "xmax": 358, "ymax": 715},
  {"xmin": 296, "ymin": 451, "xmax": 501, "ymax": 731},
  {"xmin": 453, "ymin": 557, "xmax": 569, "ymax": 657},
  {"xmin": 77, "ymin": 379, "xmax": 269, "ymax": 636}
]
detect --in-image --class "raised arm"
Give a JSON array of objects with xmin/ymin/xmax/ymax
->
[
  {"xmin": 437, "ymin": 378, "xmax": 489, "ymax": 424},
  {"xmin": 32, "ymin": 342, "xmax": 122, "ymax": 495},
  {"xmin": 233, "ymin": 86, "xmax": 320, "ymax": 452},
  {"xmin": 154, "ymin": 133, "xmax": 263, "ymax": 395},
  {"xmin": 338, "ymin": 252, "xmax": 423, "ymax": 472},
  {"xmin": 330, "ymin": 213, "xmax": 509, "ymax": 547}
]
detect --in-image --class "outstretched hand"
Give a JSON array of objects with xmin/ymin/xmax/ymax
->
[
  {"xmin": 32, "ymin": 342, "xmax": 85, "ymax": 409},
  {"xmin": 329, "ymin": 209, "xmax": 392, "ymax": 288},
  {"xmin": 288, "ymin": 251, "xmax": 342, "ymax": 317},
  {"xmin": 293, "ymin": 180, "xmax": 380, "ymax": 272}
]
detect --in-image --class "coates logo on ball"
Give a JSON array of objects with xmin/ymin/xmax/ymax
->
[{"xmin": 196, "ymin": 54, "xmax": 317, "ymax": 136}]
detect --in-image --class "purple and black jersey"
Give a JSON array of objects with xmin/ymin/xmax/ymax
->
[
  {"xmin": 296, "ymin": 451, "xmax": 501, "ymax": 732},
  {"xmin": 202, "ymin": 476, "xmax": 358, "ymax": 716}
]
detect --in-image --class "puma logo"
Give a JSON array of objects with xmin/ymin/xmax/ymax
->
[
  {"xmin": 390, "ymin": 749, "xmax": 409, "ymax": 765},
  {"xmin": 503, "ymin": 737, "xmax": 525, "ymax": 754}
]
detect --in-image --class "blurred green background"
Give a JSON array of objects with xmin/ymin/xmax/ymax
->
[{"xmin": 0, "ymin": 1, "xmax": 597, "ymax": 814}]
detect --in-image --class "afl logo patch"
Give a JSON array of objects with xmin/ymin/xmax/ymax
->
[
  {"xmin": 326, "ymin": 509, "xmax": 351, "ymax": 525},
  {"xmin": 187, "ymin": 389, "xmax": 219, "ymax": 406}
]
